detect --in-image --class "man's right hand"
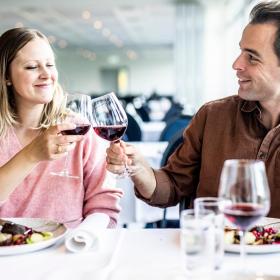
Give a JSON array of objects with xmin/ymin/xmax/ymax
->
[
  {"xmin": 106, "ymin": 141, "xmax": 134, "ymax": 175},
  {"xmin": 106, "ymin": 140, "xmax": 157, "ymax": 199}
]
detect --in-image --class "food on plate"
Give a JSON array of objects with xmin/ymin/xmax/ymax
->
[
  {"xmin": 224, "ymin": 225, "xmax": 280, "ymax": 245},
  {"xmin": 0, "ymin": 220, "xmax": 53, "ymax": 246}
]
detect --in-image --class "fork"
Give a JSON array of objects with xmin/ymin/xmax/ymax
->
[
  {"xmin": 0, "ymin": 217, "xmax": 83, "ymax": 232},
  {"xmin": 34, "ymin": 217, "xmax": 83, "ymax": 231}
]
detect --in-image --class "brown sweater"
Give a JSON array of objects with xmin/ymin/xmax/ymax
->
[{"xmin": 136, "ymin": 95, "xmax": 280, "ymax": 218}]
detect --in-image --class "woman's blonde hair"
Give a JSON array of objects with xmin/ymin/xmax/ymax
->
[{"xmin": 0, "ymin": 27, "xmax": 65, "ymax": 137}]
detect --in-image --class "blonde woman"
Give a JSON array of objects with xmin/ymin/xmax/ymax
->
[{"xmin": 0, "ymin": 27, "xmax": 122, "ymax": 227}]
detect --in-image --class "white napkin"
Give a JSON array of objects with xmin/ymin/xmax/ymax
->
[{"xmin": 65, "ymin": 213, "xmax": 110, "ymax": 253}]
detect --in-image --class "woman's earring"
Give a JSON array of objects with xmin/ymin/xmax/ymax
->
[{"xmin": 6, "ymin": 81, "xmax": 12, "ymax": 86}]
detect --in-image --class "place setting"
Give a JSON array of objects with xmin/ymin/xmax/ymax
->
[{"xmin": 174, "ymin": 159, "xmax": 280, "ymax": 280}]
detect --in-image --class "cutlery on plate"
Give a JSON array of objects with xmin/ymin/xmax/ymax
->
[{"xmin": 0, "ymin": 217, "xmax": 83, "ymax": 232}]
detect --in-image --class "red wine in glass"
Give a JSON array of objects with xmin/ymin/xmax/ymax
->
[
  {"xmin": 223, "ymin": 203, "xmax": 265, "ymax": 231},
  {"xmin": 93, "ymin": 125, "xmax": 127, "ymax": 142},
  {"xmin": 91, "ymin": 92, "xmax": 134, "ymax": 177},
  {"xmin": 61, "ymin": 124, "xmax": 91, "ymax": 135},
  {"xmin": 51, "ymin": 93, "xmax": 92, "ymax": 179},
  {"xmin": 218, "ymin": 159, "xmax": 270, "ymax": 273}
]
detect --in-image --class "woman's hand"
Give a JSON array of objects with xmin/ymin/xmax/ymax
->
[{"xmin": 24, "ymin": 123, "xmax": 85, "ymax": 163}]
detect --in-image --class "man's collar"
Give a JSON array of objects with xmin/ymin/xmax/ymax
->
[{"xmin": 241, "ymin": 100, "xmax": 261, "ymax": 113}]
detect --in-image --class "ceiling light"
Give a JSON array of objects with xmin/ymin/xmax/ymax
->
[
  {"xmin": 82, "ymin": 10, "xmax": 91, "ymax": 20},
  {"xmin": 48, "ymin": 35, "xmax": 56, "ymax": 44},
  {"xmin": 126, "ymin": 50, "xmax": 138, "ymax": 60},
  {"xmin": 93, "ymin": 20, "xmax": 102, "ymax": 30},
  {"xmin": 58, "ymin": 39, "xmax": 68, "ymax": 48},
  {"xmin": 15, "ymin": 22, "xmax": 24, "ymax": 28}
]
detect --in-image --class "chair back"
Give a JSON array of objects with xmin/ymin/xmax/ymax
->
[
  {"xmin": 160, "ymin": 128, "xmax": 184, "ymax": 166},
  {"xmin": 160, "ymin": 128, "xmax": 193, "ymax": 227},
  {"xmin": 162, "ymin": 102, "xmax": 184, "ymax": 122},
  {"xmin": 159, "ymin": 115, "xmax": 192, "ymax": 142}
]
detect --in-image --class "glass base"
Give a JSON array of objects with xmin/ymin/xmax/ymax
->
[
  {"xmin": 50, "ymin": 170, "xmax": 79, "ymax": 179},
  {"xmin": 113, "ymin": 165, "xmax": 142, "ymax": 179}
]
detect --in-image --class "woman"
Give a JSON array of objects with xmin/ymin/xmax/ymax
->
[{"xmin": 0, "ymin": 27, "xmax": 122, "ymax": 227}]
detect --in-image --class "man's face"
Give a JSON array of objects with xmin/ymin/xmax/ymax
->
[{"xmin": 232, "ymin": 23, "xmax": 280, "ymax": 103}]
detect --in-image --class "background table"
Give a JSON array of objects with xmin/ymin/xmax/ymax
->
[{"xmin": 140, "ymin": 121, "xmax": 166, "ymax": 142}]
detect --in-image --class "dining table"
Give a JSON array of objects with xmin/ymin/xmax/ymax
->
[
  {"xmin": 140, "ymin": 121, "xmax": 166, "ymax": 142},
  {"xmin": 1, "ymin": 228, "xmax": 280, "ymax": 280}
]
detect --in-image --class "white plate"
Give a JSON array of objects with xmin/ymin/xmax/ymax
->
[
  {"xmin": 0, "ymin": 218, "xmax": 67, "ymax": 255},
  {"xmin": 225, "ymin": 219, "xmax": 280, "ymax": 254}
]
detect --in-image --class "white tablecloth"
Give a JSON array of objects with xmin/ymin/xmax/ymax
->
[
  {"xmin": 117, "ymin": 142, "xmax": 179, "ymax": 226},
  {"xmin": 140, "ymin": 121, "xmax": 166, "ymax": 142},
  {"xmin": 2, "ymin": 229, "xmax": 280, "ymax": 279}
]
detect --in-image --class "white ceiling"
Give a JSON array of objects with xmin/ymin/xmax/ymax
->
[
  {"xmin": 0, "ymin": 0, "xmax": 250, "ymax": 62},
  {"xmin": 0, "ymin": 0, "xmax": 178, "ymax": 54}
]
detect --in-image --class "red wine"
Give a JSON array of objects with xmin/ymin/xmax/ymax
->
[
  {"xmin": 61, "ymin": 124, "xmax": 90, "ymax": 135},
  {"xmin": 94, "ymin": 125, "xmax": 127, "ymax": 141},
  {"xmin": 223, "ymin": 203, "xmax": 265, "ymax": 231}
]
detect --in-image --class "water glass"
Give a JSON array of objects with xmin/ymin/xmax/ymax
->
[
  {"xmin": 180, "ymin": 209, "xmax": 215, "ymax": 278},
  {"xmin": 194, "ymin": 197, "xmax": 224, "ymax": 270}
]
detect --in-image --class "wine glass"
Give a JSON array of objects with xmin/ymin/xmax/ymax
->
[
  {"xmin": 91, "ymin": 92, "xmax": 133, "ymax": 177},
  {"xmin": 218, "ymin": 159, "xmax": 270, "ymax": 271},
  {"xmin": 51, "ymin": 93, "xmax": 91, "ymax": 179}
]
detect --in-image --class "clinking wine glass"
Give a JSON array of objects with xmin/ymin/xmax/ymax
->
[
  {"xmin": 50, "ymin": 93, "xmax": 91, "ymax": 179},
  {"xmin": 91, "ymin": 92, "xmax": 133, "ymax": 177},
  {"xmin": 218, "ymin": 159, "xmax": 270, "ymax": 272}
]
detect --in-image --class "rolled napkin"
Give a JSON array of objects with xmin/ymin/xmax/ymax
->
[{"xmin": 65, "ymin": 213, "xmax": 110, "ymax": 253}]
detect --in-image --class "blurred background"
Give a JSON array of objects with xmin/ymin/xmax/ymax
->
[
  {"xmin": 0, "ymin": 0, "xmax": 260, "ymax": 113},
  {"xmin": 0, "ymin": 0, "xmax": 263, "ymax": 226}
]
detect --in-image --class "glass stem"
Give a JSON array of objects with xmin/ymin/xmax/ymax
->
[
  {"xmin": 114, "ymin": 139, "xmax": 131, "ymax": 177},
  {"xmin": 239, "ymin": 230, "xmax": 246, "ymax": 270}
]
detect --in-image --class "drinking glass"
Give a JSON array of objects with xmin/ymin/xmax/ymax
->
[
  {"xmin": 194, "ymin": 197, "xmax": 224, "ymax": 270},
  {"xmin": 218, "ymin": 159, "xmax": 270, "ymax": 268},
  {"xmin": 180, "ymin": 209, "xmax": 215, "ymax": 278},
  {"xmin": 51, "ymin": 93, "xmax": 91, "ymax": 179},
  {"xmin": 91, "ymin": 92, "xmax": 135, "ymax": 177}
]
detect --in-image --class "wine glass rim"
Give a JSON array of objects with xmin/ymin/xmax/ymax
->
[
  {"xmin": 194, "ymin": 197, "xmax": 223, "ymax": 206},
  {"xmin": 224, "ymin": 159, "xmax": 264, "ymax": 166},
  {"xmin": 92, "ymin": 92, "xmax": 116, "ymax": 102}
]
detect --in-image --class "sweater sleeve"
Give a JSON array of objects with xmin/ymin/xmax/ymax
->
[{"xmin": 82, "ymin": 129, "xmax": 123, "ymax": 228}]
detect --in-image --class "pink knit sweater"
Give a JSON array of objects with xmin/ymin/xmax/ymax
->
[{"xmin": 0, "ymin": 128, "xmax": 123, "ymax": 228}]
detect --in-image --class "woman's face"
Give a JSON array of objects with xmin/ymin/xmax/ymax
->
[{"xmin": 9, "ymin": 37, "xmax": 58, "ymax": 107}]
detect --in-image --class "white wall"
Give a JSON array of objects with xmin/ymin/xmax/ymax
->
[{"xmin": 54, "ymin": 47, "xmax": 175, "ymax": 97}]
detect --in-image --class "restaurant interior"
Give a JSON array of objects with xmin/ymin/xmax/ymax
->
[{"xmin": 1, "ymin": 0, "xmax": 280, "ymax": 279}]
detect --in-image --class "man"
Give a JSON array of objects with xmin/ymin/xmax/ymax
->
[{"xmin": 106, "ymin": 1, "xmax": 280, "ymax": 218}]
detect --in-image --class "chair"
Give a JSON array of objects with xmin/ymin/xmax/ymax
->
[
  {"xmin": 160, "ymin": 128, "xmax": 184, "ymax": 166},
  {"xmin": 124, "ymin": 112, "xmax": 142, "ymax": 141},
  {"xmin": 135, "ymin": 105, "xmax": 151, "ymax": 122},
  {"xmin": 162, "ymin": 102, "xmax": 184, "ymax": 122},
  {"xmin": 159, "ymin": 129, "xmax": 185, "ymax": 228},
  {"xmin": 159, "ymin": 115, "xmax": 192, "ymax": 142}
]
